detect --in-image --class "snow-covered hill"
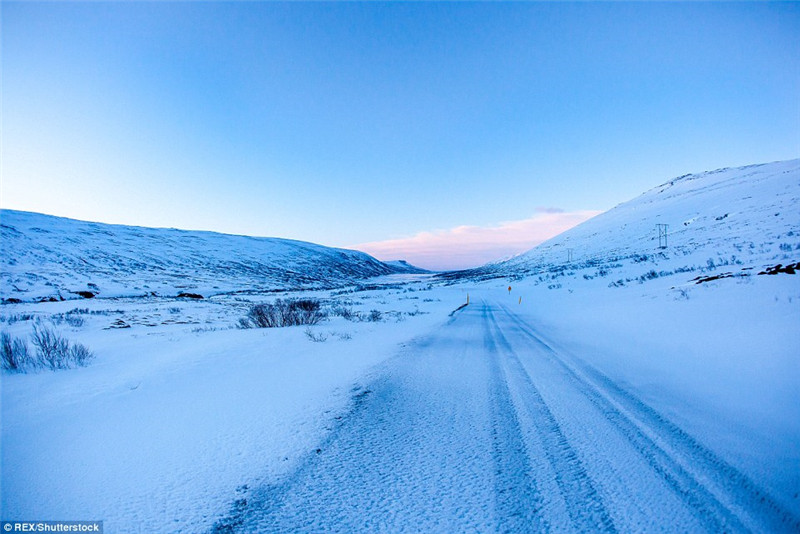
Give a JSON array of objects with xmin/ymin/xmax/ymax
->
[
  {"xmin": 384, "ymin": 260, "xmax": 432, "ymax": 273},
  {"xmin": 451, "ymin": 159, "xmax": 800, "ymax": 287},
  {"xmin": 0, "ymin": 210, "xmax": 424, "ymax": 302}
]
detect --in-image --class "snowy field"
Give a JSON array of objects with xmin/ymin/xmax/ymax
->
[
  {"xmin": 1, "ymin": 279, "xmax": 460, "ymax": 532},
  {"xmin": 2, "ymin": 160, "xmax": 799, "ymax": 532},
  {"xmin": 2, "ymin": 271, "xmax": 798, "ymax": 532}
]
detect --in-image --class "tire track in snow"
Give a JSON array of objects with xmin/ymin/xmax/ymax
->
[
  {"xmin": 210, "ymin": 382, "xmax": 381, "ymax": 533},
  {"xmin": 480, "ymin": 303, "xmax": 546, "ymax": 532},
  {"xmin": 483, "ymin": 303, "xmax": 616, "ymax": 533},
  {"xmin": 214, "ymin": 316, "xmax": 512, "ymax": 532},
  {"xmin": 497, "ymin": 302, "xmax": 800, "ymax": 533}
]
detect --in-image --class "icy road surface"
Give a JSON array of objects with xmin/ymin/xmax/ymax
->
[{"xmin": 218, "ymin": 300, "xmax": 799, "ymax": 533}]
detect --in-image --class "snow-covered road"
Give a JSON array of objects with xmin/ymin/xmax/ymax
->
[{"xmin": 216, "ymin": 300, "xmax": 799, "ymax": 533}]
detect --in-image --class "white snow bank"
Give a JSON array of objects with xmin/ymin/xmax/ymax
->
[
  {"xmin": 1, "ymin": 283, "xmax": 463, "ymax": 532},
  {"xmin": 475, "ymin": 267, "xmax": 800, "ymax": 516}
]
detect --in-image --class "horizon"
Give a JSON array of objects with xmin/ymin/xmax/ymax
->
[
  {"xmin": 0, "ymin": 203, "xmax": 601, "ymax": 271},
  {"xmin": 2, "ymin": 2, "xmax": 798, "ymax": 270},
  {"xmin": 1, "ymin": 154, "xmax": 793, "ymax": 273}
]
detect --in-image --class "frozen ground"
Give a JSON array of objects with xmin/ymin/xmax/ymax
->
[
  {"xmin": 2, "ymin": 271, "xmax": 797, "ymax": 532},
  {"xmin": 1, "ymin": 279, "xmax": 457, "ymax": 532},
  {"xmin": 2, "ymin": 160, "xmax": 799, "ymax": 532},
  {"xmin": 222, "ymin": 282, "xmax": 799, "ymax": 532}
]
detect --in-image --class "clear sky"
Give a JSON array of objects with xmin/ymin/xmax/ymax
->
[{"xmin": 2, "ymin": 2, "xmax": 798, "ymax": 270}]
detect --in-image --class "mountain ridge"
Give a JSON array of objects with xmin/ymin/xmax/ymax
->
[
  {"xmin": 443, "ymin": 159, "xmax": 800, "ymax": 286},
  {"xmin": 0, "ymin": 209, "xmax": 426, "ymax": 302}
]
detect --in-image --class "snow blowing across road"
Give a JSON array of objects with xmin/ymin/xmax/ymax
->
[{"xmin": 213, "ymin": 298, "xmax": 799, "ymax": 533}]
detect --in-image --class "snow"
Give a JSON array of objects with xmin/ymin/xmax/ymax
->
[
  {"xmin": 2, "ymin": 159, "xmax": 799, "ymax": 531},
  {"xmin": 470, "ymin": 273, "xmax": 800, "ymax": 523},
  {"xmin": 463, "ymin": 158, "xmax": 800, "ymax": 283},
  {"xmin": 382, "ymin": 260, "xmax": 432, "ymax": 273},
  {"xmin": 0, "ymin": 210, "xmax": 424, "ymax": 303},
  {"xmin": 1, "ymin": 282, "xmax": 460, "ymax": 532}
]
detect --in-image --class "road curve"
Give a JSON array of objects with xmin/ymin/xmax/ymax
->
[{"xmin": 213, "ymin": 300, "xmax": 799, "ymax": 533}]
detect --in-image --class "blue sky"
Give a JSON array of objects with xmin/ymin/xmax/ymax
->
[{"xmin": 2, "ymin": 2, "xmax": 798, "ymax": 270}]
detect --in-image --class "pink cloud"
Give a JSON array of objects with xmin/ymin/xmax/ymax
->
[{"xmin": 352, "ymin": 209, "xmax": 602, "ymax": 271}]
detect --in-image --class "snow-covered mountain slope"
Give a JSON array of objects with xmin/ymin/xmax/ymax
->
[
  {"xmin": 383, "ymin": 260, "xmax": 432, "ymax": 273},
  {"xmin": 452, "ymin": 159, "xmax": 800, "ymax": 286},
  {"xmin": 0, "ymin": 210, "xmax": 422, "ymax": 302}
]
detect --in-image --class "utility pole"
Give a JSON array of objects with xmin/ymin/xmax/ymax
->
[{"xmin": 657, "ymin": 224, "xmax": 669, "ymax": 249}]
